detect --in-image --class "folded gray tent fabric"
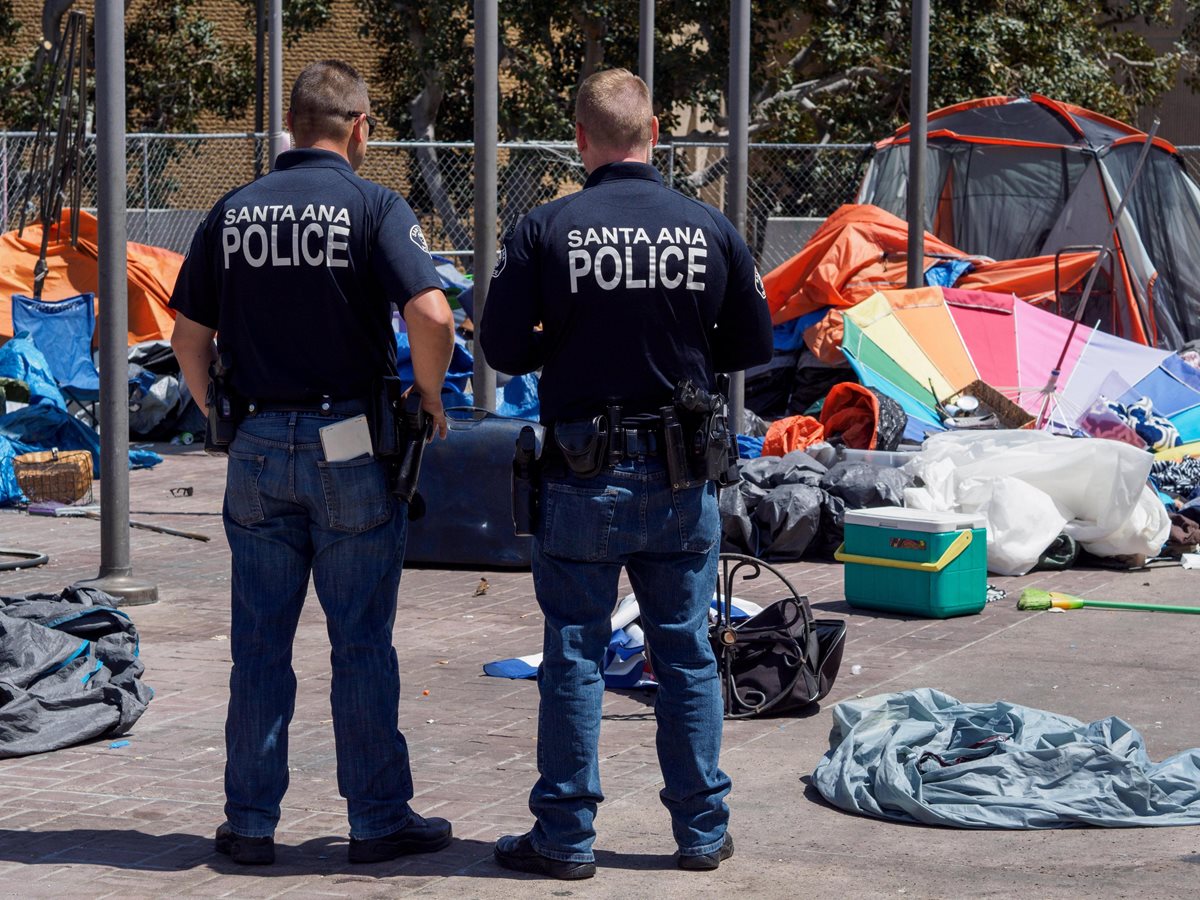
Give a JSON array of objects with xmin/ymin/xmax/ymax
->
[
  {"xmin": 812, "ymin": 688, "xmax": 1200, "ymax": 828},
  {"xmin": 0, "ymin": 586, "xmax": 153, "ymax": 757}
]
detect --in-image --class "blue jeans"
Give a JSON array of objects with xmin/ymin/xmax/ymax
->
[
  {"xmin": 222, "ymin": 405, "xmax": 416, "ymax": 840},
  {"xmin": 528, "ymin": 458, "xmax": 731, "ymax": 862}
]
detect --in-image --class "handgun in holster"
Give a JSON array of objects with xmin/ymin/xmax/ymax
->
[
  {"xmin": 205, "ymin": 354, "xmax": 241, "ymax": 456},
  {"xmin": 666, "ymin": 378, "xmax": 741, "ymax": 489},
  {"xmin": 511, "ymin": 425, "xmax": 540, "ymax": 537},
  {"xmin": 371, "ymin": 376, "xmax": 433, "ymax": 517}
]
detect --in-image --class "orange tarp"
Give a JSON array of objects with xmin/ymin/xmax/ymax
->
[
  {"xmin": 764, "ymin": 204, "xmax": 1101, "ymax": 363},
  {"xmin": 763, "ymin": 204, "xmax": 965, "ymax": 324},
  {"xmin": 0, "ymin": 209, "xmax": 182, "ymax": 346},
  {"xmin": 762, "ymin": 414, "xmax": 824, "ymax": 456}
]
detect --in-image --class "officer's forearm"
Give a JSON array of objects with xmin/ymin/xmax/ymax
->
[
  {"xmin": 171, "ymin": 315, "xmax": 218, "ymax": 416},
  {"xmin": 405, "ymin": 288, "xmax": 456, "ymax": 399}
]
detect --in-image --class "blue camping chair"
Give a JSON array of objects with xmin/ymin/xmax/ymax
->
[{"xmin": 11, "ymin": 293, "xmax": 101, "ymax": 423}]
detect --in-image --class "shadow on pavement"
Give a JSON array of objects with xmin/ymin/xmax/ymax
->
[
  {"xmin": 0, "ymin": 829, "xmax": 710, "ymax": 878},
  {"xmin": 0, "ymin": 831, "xmax": 501, "ymax": 876}
]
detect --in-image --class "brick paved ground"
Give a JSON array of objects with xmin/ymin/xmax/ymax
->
[{"xmin": 0, "ymin": 446, "xmax": 1198, "ymax": 898}]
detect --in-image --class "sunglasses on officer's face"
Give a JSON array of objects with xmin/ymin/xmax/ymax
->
[{"xmin": 346, "ymin": 110, "xmax": 378, "ymax": 135}]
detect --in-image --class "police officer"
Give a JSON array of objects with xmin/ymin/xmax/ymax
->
[
  {"xmin": 480, "ymin": 68, "xmax": 773, "ymax": 879},
  {"xmin": 170, "ymin": 60, "xmax": 456, "ymax": 866}
]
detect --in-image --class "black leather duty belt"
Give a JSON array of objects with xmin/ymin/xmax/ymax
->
[
  {"xmin": 609, "ymin": 426, "xmax": 659, "ymax": 458},
  {"xmin": 247, "ymin": 398, "xmax": 367, "ymax": 416}
]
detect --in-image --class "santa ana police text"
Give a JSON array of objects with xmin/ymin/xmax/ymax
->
[
  {"xmin": 566, "ymin": 226, "xmax": 708, "ymax": 293},
  {"xmin": 221, "ymin": 204, "xmax": 353, "ymax": 269}
]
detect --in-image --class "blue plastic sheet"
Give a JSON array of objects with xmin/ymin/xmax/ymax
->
[
  {"xmin": 0, "ymin": 404, "xmax": 162, "ymax": 506},
  {"xmin": 395, "ymin": 332, "xmax": 474, "ymax": 393},
  {"xmin": 0, "ymin": 336, "xmax": 67, "ymax": 410},
  {"xmin": 0, "ymin": 434, "xmax": 38, "ymax": 504},
  {"xmin": 925, "ymin": 259, "xmax": 973, "ymax": 287},
  {"xmin": 497, "ymin": 372, "xmax": 540, "ymax": 420},
  {"xmin": 0, "ymin": 404, "xmax": 101, "ymax": 470},
  {"xmin": 737, "ymin": 434, "xmax": 764, "ymax": 458},
  {"xmin": 814, "ymin": 688, "xmax": 1200, "ymax": 828}
]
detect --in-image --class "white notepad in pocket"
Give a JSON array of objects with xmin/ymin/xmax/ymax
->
[{"xmin": 319, "ymin": 414, "xmax": 373, "ymax": 462}]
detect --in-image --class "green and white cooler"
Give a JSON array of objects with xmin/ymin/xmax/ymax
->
[{"xmin": 835, "ymin": 507, "xmax": 988, "ymax": 618}]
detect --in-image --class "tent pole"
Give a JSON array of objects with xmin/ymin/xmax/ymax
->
[
  {"xmin": 472, "ymin": 0, "xmax": 498, "ymax": 411},
  {"xmin": 726, "ymin": 0, "xmax": 750, "ymax": 429},
  {"xmin": 76, "ymin": 3, "xmax": 157, "ymax": 606},
  {"xmin": 905, "ymin": 0, "xmax": 929, "ymax": 289}
]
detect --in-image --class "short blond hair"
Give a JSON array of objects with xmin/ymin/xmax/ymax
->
[{"xmin": 575, "ymin": 68, "xmax": 653, "ymax": 153}]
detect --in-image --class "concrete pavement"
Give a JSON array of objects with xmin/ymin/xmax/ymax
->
[{"xmin": 0, "ymin": 445, "xmax": 1197, "ymax": 898}]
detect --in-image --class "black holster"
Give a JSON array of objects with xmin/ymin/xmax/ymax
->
[
  {"xmin": 551, "ymin": 416, "xmax": 609, "ymax": 478},
  {"xmin": 671, "ymin": 379, "xmax": 741, "ymax": 489},
  {"xmin": 370, "ymin": 376, "xmax": 432, "ymax": 510},
  {"xmin": 204, "ymin": 355, "xmax": 242, "ymax": 456},
  {"xmin": 660, "ymin": 404, "xmax": 707, "ymax": 490},
  {"xmin": 511, "ymin": 425, "xmax": 540, "ymax": 536}
]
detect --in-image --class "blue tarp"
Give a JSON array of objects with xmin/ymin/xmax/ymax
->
[
  {"xmin": 0, "ymin": 336, "xmax": 66, "ymax": 410},
  {"xmin": 0, "ymin": 340, "xmax": 162, "ymax": 505},
  {"xmin": 497, "ymin": 372, "xmax": 539, "ymax": 420},
  {"xmin": 814, "ymin": 688, "xmax": 1200, "ymax": 828},
  {"xmin": 926, "ymin": 259, "xmax": 973, "ymax": 287},
  {"xmin": 396, "ymin": 332, "xmax": 474, "ymax": 394}
]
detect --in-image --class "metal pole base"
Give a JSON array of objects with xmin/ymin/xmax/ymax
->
[{"xmin": 73, "ymin": 573, "xmax": 159, "ymax": 606}]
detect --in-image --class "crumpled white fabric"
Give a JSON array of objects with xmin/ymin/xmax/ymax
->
[
  {"xmin": 812, "ymin": 688, "xmax": 1200, "ymax": 829},
  {"xmin": 903, "ymin": 431, "xmax": 1169, "ymax": 575}
]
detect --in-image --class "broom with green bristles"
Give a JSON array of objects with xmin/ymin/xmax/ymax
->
[{"xmin": 1018, "ymin": 588, "xmax": 1200, "ymax": 615}]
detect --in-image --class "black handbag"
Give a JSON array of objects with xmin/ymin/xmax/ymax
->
[{"xmin": 710, "ymin": 553, "xmax": 847, "ymax": 718}]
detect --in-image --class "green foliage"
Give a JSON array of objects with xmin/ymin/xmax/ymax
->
[
  {"xmin": 772, "ymin": 0, "xmax": 1187, "ymax": 143},
  {"xmin": 0, "ymin": 1, "xmax": 36, "ymax": 130},
  {"xmin": 0, "ymin": 0, "xmax": 17, "ymax": 45},
  {"xmin": 0, "ymin": 1, "xmax": 333, "ymax": 133},
  {"xmin": 358, "ymin": 0, "xmax": 793, "ymax": 141},
  {"xmin": 356, "ymin": 0, "xmax": 473, "ymax": 138},
  {"xmin": 125, "ymin": 1, "xmax": 255, "ymax": 132},
  {"xmin": 234, "ymin": 0, "xmax": 334, "ymax": 48},
  {"xmin": 1181, "ymin": 0, "xmax": 1200, "ymax": 92}
]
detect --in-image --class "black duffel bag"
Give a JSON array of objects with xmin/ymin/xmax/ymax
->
[{"xmin": 710, "ymin": 553, "xmax": 846, "ymax": 718}]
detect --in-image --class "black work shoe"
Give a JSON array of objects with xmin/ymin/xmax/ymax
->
[
  {"xmin": 494, "ymin": 832, "xmax": 596, "ymax": 880},
  {"xmin": 676, "ymin": 832, "xmax": 734, "ymax": 871},
  {"xmin": 348, "ymin": 814, "xmax": 453, "ymax": 863},
  {"xmin": 214, "ymin": 822, "xmax": 275, "ymax": 865}
]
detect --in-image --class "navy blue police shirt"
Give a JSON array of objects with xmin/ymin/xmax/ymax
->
[
  {"xmin": 479, "ymin": 161, "xmax": 774, "ymax": 423},
  {"xmin": 169, "ymin": 148, "xmax": 442, "ymax": 403}
]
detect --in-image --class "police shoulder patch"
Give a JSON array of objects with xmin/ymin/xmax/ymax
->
[
  {"xmin": 492, "ymin": 244, "xmax": 507, "ymax": 279},
  {"xmin": 754, "ymin": 267, "xmax": 766, "ymax": 299},
  {"xmin": 409, "ymin": 223, "xmax": 430, "ymax": 253}
]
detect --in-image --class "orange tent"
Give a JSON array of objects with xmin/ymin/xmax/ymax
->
[
  {"xmin": 763, "ymin": 204, "xmax": 1101, "ymax": 363},
  {"xmin": 0, "ymin": 209, "xmax": 182, "ymax": 346}
]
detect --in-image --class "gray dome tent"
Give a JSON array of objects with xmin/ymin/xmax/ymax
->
[{"xmin": 857, "ymin": 94, "xmax": 1200, "ymax": 350}]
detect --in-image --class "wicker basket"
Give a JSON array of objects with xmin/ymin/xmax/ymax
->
[
  {"xmin": 951, "ymin": 380, "xmax": 1035, "ymax": 430},
  {"xmin": 13, "ymin": 448, "xmax": 94, "ymax": 504}
]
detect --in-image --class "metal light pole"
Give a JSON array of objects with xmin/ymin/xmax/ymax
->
[
  {"xmin": 726, "ymin": 0, "xmax": 750, "ymax": 429},
  {"xmin": 268, "ymin": 0, "xmax": 286, "ymax": 166},
  {"xmin": 77, "ymin": 2, "xmax": 157, "ymax": 605},
  {"xmin": 472, "ymin": 0, "xmax": 498, "ymax": 411},
  {"xmin": 639, "ymin": 0, "xmax": 655, "ymax": 99},
  {"xmin": 905, "ymin": 0, "xmax": 930, "ymax": 289},
  {"xmin": 254, "ymin": 0, "xmax": 266, "ymax": 177}
]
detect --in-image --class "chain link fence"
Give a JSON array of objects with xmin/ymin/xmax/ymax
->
[
  {"xmin": 4, "ymin": 131, "xmax": 1198, "ymax": 277},
  {"xmin": 1, "ymin": 132, "xmax": 870, "ymax": 274}
]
